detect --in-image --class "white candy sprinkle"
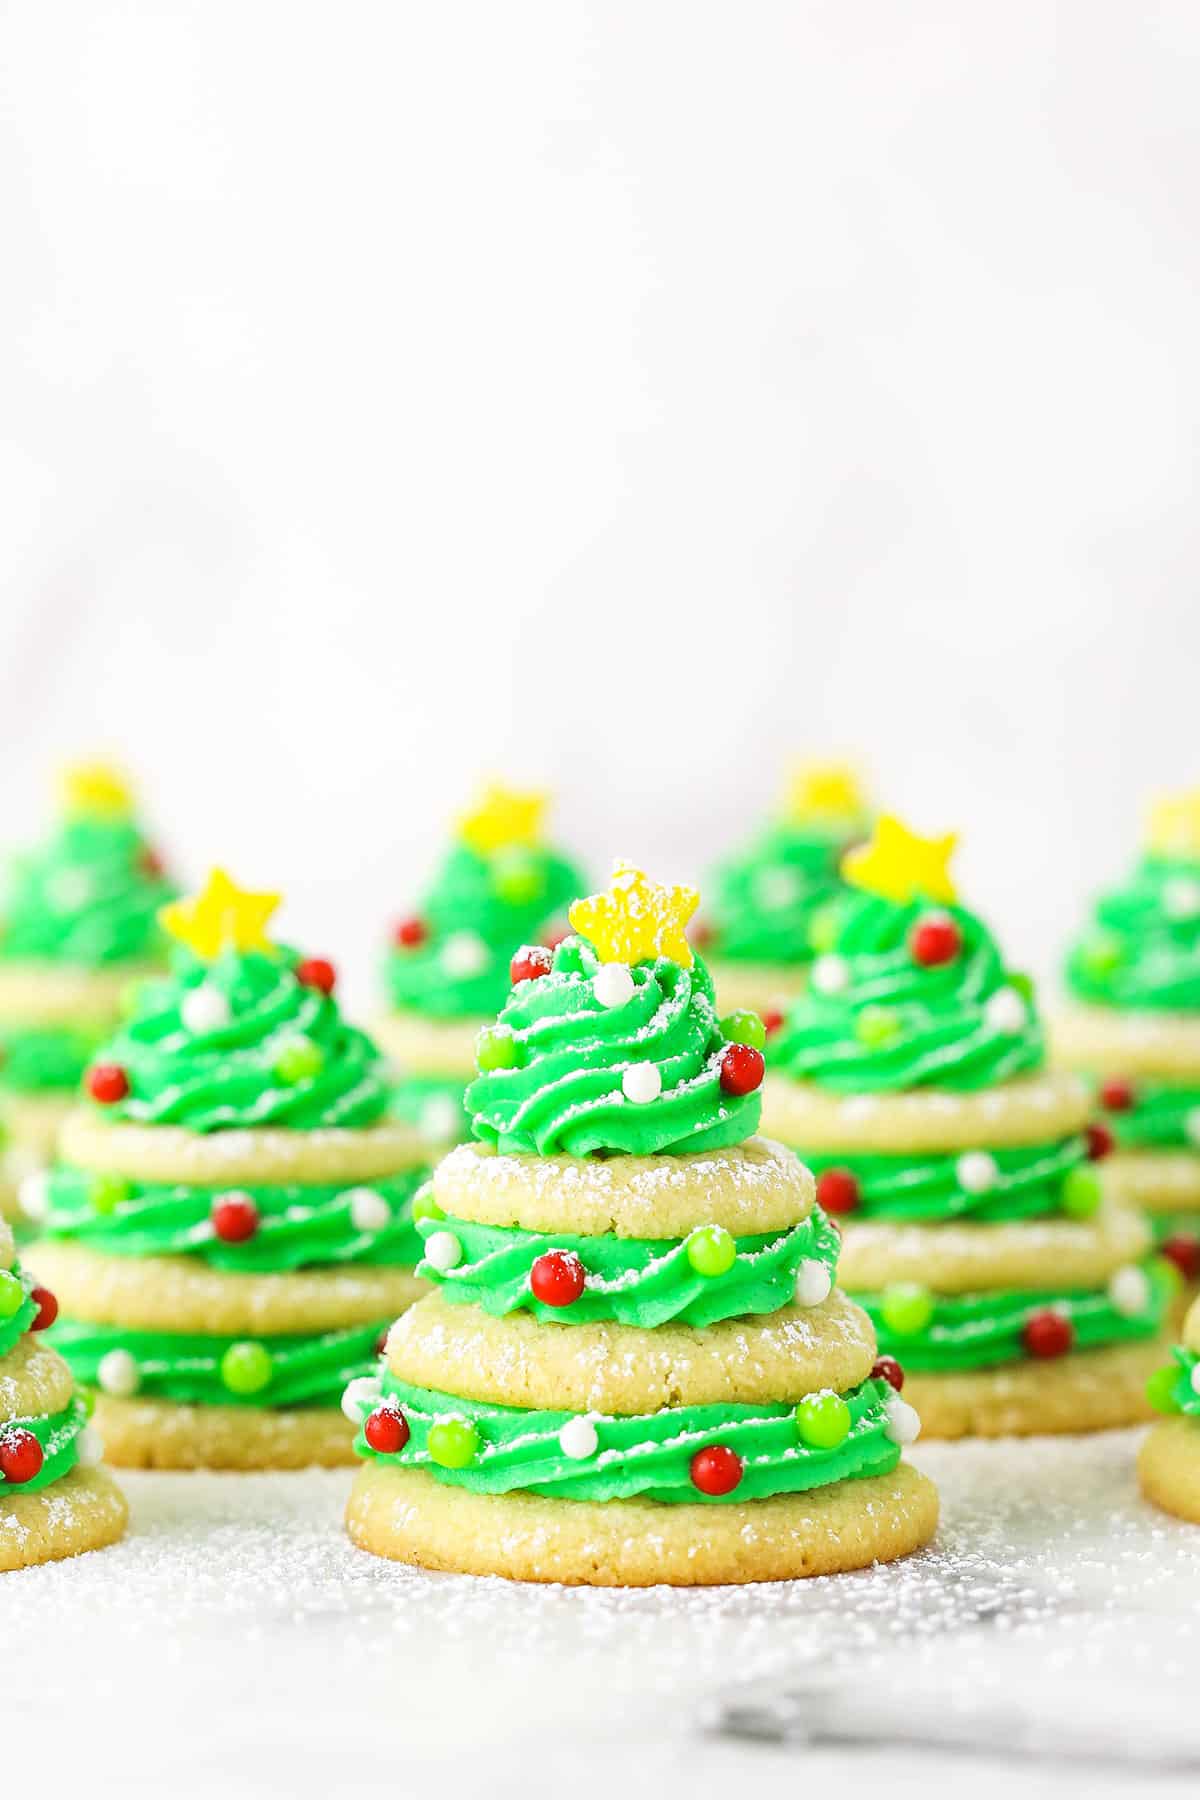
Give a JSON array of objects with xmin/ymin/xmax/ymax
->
[
  {"xmin": 622, "ymin": 1062, "xmax": 662, "ymax": 1104},
  {"xmin": 17, "ymin": 1170, "xmax": 50, "ymax": 1223},
  {"xmin": 956, "ymin": 1150, "xmax": 999, "ymax": 1195},
  {"xmin": 181, "ymin": 983, "xmax": 232, "ymax": 1035},
  {"xmin": 752, "ymin": 867, "xmax": 800, "ymax": 912},
  {"xmin": 419, "ymin": 1096, "xmax": 461, "ymax": 1144},
  {"xmin": 49, "ymin": 869, "xmax": 92, "ymax": 910},
  {"xmin": 341, "ymin": 1376, "xmax": 380, "ymax": 1423},
  {"xmin": 984, "ymin": 987, "xmax": 1027, "ymax": 1034},
  {"xmin": 97, "ymin": 1349, "xmax": 140, "ymax": 1398},
  {"xmin": 884, "ymin": 1396, "xmax": 922, "ymax": 1445},
  {"xmin": 1191, "ymin": 1364, "xmax": 1200, "ymax": 1398},
  {"xmin": 424, "ymin": 1230, "xmax": 463, "ymax": 1272},
  {"xmin": 1108, "ymin": 1265, "xmax": 1151, "ymax": 1318},
  {"xmin": 794, "ymin": 1259, "xmax": 833, "ymax": 1308},
  {"xmin": 1163, "ymin": 876, "xmax": 1200, "ymax": 921},
  {"xmin": 811, "ymin": 955, "xmax": 850, "ymax": 996},
  {"xmin": 1186, "ymin": 1108, "xmax": 1200, "ymax": 1149},
  {"xmin": 593, "ymin": 962, "xmax": 635, "ymax": 1009},
  {"xmin": 75, "ymin": 1425, "xmax": 105, "ymax": 1466},
  {"xmin": 441, "ymin": 932, "xmax": 488, "ymax": 977},
  {"xmin": 558, "ymin": 1416, "xmax": 600, "ymax": 1460},
  {"xmin": 346, "ymin": 1187, "xmax": 391, "ymax": 1232}
]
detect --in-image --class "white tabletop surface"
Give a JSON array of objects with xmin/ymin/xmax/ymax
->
[{"xmin": 4, "ymin": 1431, "xmax": 1197, "ymax": 1799}]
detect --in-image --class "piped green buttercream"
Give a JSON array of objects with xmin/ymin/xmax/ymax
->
[
  {"xmin": 1066, "ymin": 855, "xmax": 1200, "ymax": 1012},
  {"xmin": 800, "ymin": 1135, "xmax": 1089, "ymax": 1225},
  {"xmin": 707, "ymin": 819, "xmax": 864, "ymax": 967},
  {"xmin": 0, "ymin": 816, "xmax": 173, "ymax": 967},
  {"xmin": 0, "ymin": 1398, "xmax": 87, "ymax": 1493}
]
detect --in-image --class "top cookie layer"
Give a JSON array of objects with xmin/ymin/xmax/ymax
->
[
  {"xmin": 0, "ymin": 960, "xmax": 154, "ymax": 1029},
  {"xmin": 761, "ymin": 1070, "xmax": 1089, "ymax": 1154},
  {"xmin": 374, "ymin": 1010, "xmax": 482, "ymax": 1078},
  {"xmin": 60, "ymin": 1112, "xmax": 429, "ymax": 1184},
  {"xmin": 1052, "ymin": 1005, "xmax": 1200, "ymax": 1080}
]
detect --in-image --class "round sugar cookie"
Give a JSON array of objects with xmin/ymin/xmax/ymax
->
[
  {"xmin": 59, "ymin": 1111, "xmax": 430, "ymax": 1185},
  {"xmin": 1183, "ymin": 1294, "xmax": 1200, "ymax": 1351},
  {"xmin": 705, "ymin": 957, "xmax": 808, "ymax": 1021},
  {"xmin": 1139, "ymin": 1416, "xmax": 1200, "ymax": 1523},
  {"xmin": 373, "ymin": 1010, "xmax": 481, "ymax": 1079},
  {"xmin": 29, "ymin": 1241, "xmax": 426, "ymax": 1334},
  {"xmin": 89, "ymin": 1391, "xmax": 356, "ymax": 1470},
  {"xmin": 0, "ymin": 1334, "xmax": 76, "ymax": 1422},
  {"xmin": 385, "ymin": 1287, "xmax": 877, "ymax": 1414},
  {"xmin": 902, "ymin": 1337, "xmax": 1167, "ymax": 1439},
  {"xmin": 1052, "ymin": 1004, "xmax": 1200, "ymax": 1080},
  {"xmin": 433, "ymin": 1136, "xmax": 812, "ymax": 1238},
  {"xmin": 837, "ymin": 1201, "xmax": 1150, "ymax": 1295},
  {"xmin": 0, "ymin": 1464, "xmax": 127, "ymax": 1571},
  {"xmin": 760, "ymin": 1070, "xmax": 1090, "ymax": 1155},
  {"xmin": 0, "ymin": 958, "xmax": 156, "ymax": 1029},
  {"xmin": 1103, "ymin": 1151, "xmax": 1200, "ymax": 1216},
  {"xmin": 346, "ymin": 1458, "xmax": 937, "ymax": 1585}
]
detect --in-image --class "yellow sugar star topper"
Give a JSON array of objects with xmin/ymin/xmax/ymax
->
[
  {"xmin": 842, "ymin": 815, "xmax": 959, "ymax": 905},
  {"xmin": 1146, "ymin": 789, "xmax": 1200, "ymax": 859},
  {"xmin": 569, "ymin": 862, "xmax": 699, "ymax": 967},
  {"xmin": 159, "ymin": 868, "xmax": 281, "ymax": 960},
  {"xmin": 457, "ymin": 781, "xmax": 548, "ymax": 857},
  {"xmin": 782, "ymin": 760, "xmax": 867, "ymax": 825},
  {"xmin": 60, "ymin": 760, "xmax": 133, "ymax": 820}
]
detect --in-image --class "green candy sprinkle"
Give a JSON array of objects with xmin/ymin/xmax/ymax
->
[
  {"xmin": 719, "ymin": 1010, "xmax": 766, "ymax": 1051},
  {"xmin": 794, "ymin": 1390, "xmax": 852, "ymax": 1449},
  {"xmin": 856, "ymin": 1006, "xmax": 902, "ymax": 1048},
  {"xmin": 476, "ymin": 1026, "xmax": 519, "ymax": 1072},
  {"xmin": 880, "ymin": 1282, "xmax": 935, "ymax": 1337},
  {"xmin": 1081, "ymin": 930, "xmax": 1123, "ymax": 977},
  {"xmin": 91, "ymin": 1173, "xmax": 131, "ymax": 1216},
  {"xmin": 411, "ymin": 1188, "xmax": 446, "ymax": 1225},
  {"xmin": 685, "ymin": 1225, "xmax": 737, "ymax": 1278},
  {"xmin": 0, "ymin": 1270, "xmax": 24, "ymax": 1321},
  {"xmin": 220, "ymin": 1341, "xmax": 274, "ymax": 1396},
  {"xmin": 1146, "ymin": 1365, "xmax": 1180, "ymax": 1415},
  {"xmin": 427, "ymin": 1417, "xmax": 479, "ymax": 1468},
  {"xmin": 490, "ymin": 851, "xmax": 544, "ymax": 907},
  {"xmin": 273, "ymin": 1037, "xmax": 325, "ymax": 1084},
  {"xmin": 1061, "ymin": 1166, "xmax": 1101, "ymax": 1220},
  {"xmin": 808, "ymin": 904, "xmax": 842, "ymax": 954}
]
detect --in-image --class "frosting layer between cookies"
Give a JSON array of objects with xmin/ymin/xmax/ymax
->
[{"xmin": 801, "ymin": 1131, "xmax": 1089, "ymax": 1224}]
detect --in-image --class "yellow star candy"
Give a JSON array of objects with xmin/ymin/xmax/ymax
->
[
  {"xmin": 569, "ymin": 862, "xmax": 699, "ymax": 968},
  {"xmin": 782, "ymin": 760, "xmax": 867, "ymax": 825},
  {"xmin": 60, "ymin": 761, "xmax": 133, "ymax": 820},
  {"xmin": 456, "ymin": 781, "xmax": 548, "ymax": 857},
  {"xmin": 1146, "ymin": 789, "xmax": 1200, "ymax": 859},
  {"xmin": 842, "ymin": 815, "xmax": 959, "ymax": 905},
  {"xmin": 159, "ymin": 868, "xmax": 281, "ymax": 960}
]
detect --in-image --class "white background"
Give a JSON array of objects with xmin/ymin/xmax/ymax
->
[{"xmin": 2, "ymin": 2, "xmax": 1199, "ymax": 1005}]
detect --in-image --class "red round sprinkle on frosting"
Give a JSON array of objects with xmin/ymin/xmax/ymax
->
[
  {"xmin": 394, "ymin": 917, "xmax": 427, "ymax": 948},
  {"xmin": 909, "ymin": 911, "xmax": 962, "ymax": 968},
  {"xmin": 87, "ymin": 1063, "xmax": 129, "ymax": 1105},
  {"xmin": 1085, "ymin": 1122, "xmax": 1115, "ymax": 1161},
  {"xmin": 0, "ymin": 1429, "xmax": 44, "ymax": 1485},
  {"xmin": 29, "ymin": 1287, "xmax": 58, "ymax": 1331},
  {"xmin": 690, "ymin": 920, "xmax": 715, "ymax": 949},
  {"xmin": 211, "ymin": 1194, "xmax": 260, "ymax": 1243},
  {"xmin": 139, "ymin": 845, "xmax": 165, "ymax": 878},
  {"xmin": 871, "ymin": 1356, "xmax": 905, "ymax": 1392},
  {"xmin": 1023, "ymin": 1309, "xmax": 1074, "ymax": 1359},
  {"xmin": 529, "ymin": 1249, "xmax": 587, "ymax": 1307},
  {"xmin": 762, "ymin": 1009, "xmax": 786, "ymax": 1038},
  {"xmin": 295, "ymin": 957, "xmax": 336, "ymax": 994},
  {"xmin": 510, "ymin": 945, "xmax": 554, "ymax": 985},
  {"xmin": 1100, "ymin": 1078, "xmax": 1135, "ymax": 1113},
  {"xmin": 541, "ymin": 924, "xmax": 571, "ymax": 951},
  {"xmin": 816, "ymin": 1167, "xmax": 861, "ymax": 1215},
  {"xmin": 690, "ymin": 1444, "xmax": 744, "ymax": 1496},
  {"xmin": 374, "ymin": 1328, "xmax": 391, "ymax": 1358},
  {"xmin": 364, "ymin": 1407, "xmax": 410, "ymax": 1455},
  {"xmin": 1161, "ymin": 1233, "xmax": 1200, "ymax": 1283},
  {"xmin": 719, "ymin": 1043, "xmax": 764, "ymax": 1096}
]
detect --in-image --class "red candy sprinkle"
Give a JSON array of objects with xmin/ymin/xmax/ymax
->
[
  {"xmin": 1161, "ymin": 1233, "xmax": 1200, "ymax": 1283},
  {"xmin": 0, "ymin": 1429, "xmax": 44, "ymax": 1486},
  {"xmin": 690, "ymin": 1444, "xmax": 744, "ymax": 1496},
  {"xmin": 87, "ymin": 1063, "xmax": 129, "ymax": 1105},
  {"xmin": 1023, "ymin": 1309, "xmax": 1074, "ymax": 1359},
  {"xmin": 541, "ymin": 924, "xmax": 571, "ymax": 951},
  {"xmin": 393, "ymin": 917, "xmax": 427, "ymax": 948},
  {"xmin": 510, "ymin": 945, "xmax": 554, "ymax": 985},
  {"xmin": 364, "ymin": 1407, "xmax": 410, "ymax": 1455},
  {"xmin": 691, "ymin": 920, "xmax": 715, "ymax": 949},
  {"xmin": 211, "ymin": 1194, "xmax": 260, "ymax": 1243},
  {"xmin": 763, "ymin": 1009, "xmax": 786, "ymax": 1037},
  {"xmin": 374, "ymin": 1328, "xmax": 391, "ymax": 1358},
  {"xmin": 530, "ymin": 1249, "xmax": 587, "ymax": 1307},
  {"xmin": 295, "ymin": 957, "xmax": 337, "ymax": 993},
  {"xmin": 720, "ymin": 1043, "xmax": 765, "ymax": 1096},
  {"xmin": 139, "ymin": 846, "xmax": 165, "ymax": 878},
  {"xmin": 909, "ymin": 912, "xmax": 963, "ymax": 968},
  {"xmin": 816, "ymin": 1167, "xmax": 861, "ymax": 1216},
  {"xmin": 1100, "ymin": 1078, "xmax": 1135, "ymax": 1113},
  {"xmin": 871, "ymin": 1356, "xmax": 905, "ymax": 1392},
  {"xmin": 29, "ymin": 1287, "xmax": 58, "ymax": 1331},
  {"xmin": 1085, "ymin": 1122, "xmax": 1115, "ymax": 1161}
]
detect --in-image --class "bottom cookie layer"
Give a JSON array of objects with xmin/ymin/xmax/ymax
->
[
  {"xmin": 345, "ymin": 1459, "xmax": 938, "ymax": 1585},
  {"xmin": 92, "ymin": 1392, "xmax": 356, "ymax": 1470},
  {"xmin": 1139, "ymin": 1417, "xmax": 1200, "ymax": 1523},
  {"xmin": 0, "ymin": 1464, "xmax": 127, "ymax": 1571},
  {"xmin": 902, "ymin": 1337, "xmax": 1167, "ymax": 1439}
]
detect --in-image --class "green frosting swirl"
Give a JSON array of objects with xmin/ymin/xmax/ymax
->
[
  {"xmin": 89, "ymin": 947, "xmax": 388, "ymax": 1132},
  {"xmin": 385, "ymin": 842, "xmax": 583, "ymax": 1022},
  {"xmin": 1150, "ymin": 1346, "xmax": 1200, "ymax": 1417},
  {"xmin": 39, "ymin": 1166, "xmax": 425, "ymax": 1271},
  {"xmin": 0, "ymin": 1024, "xmax": 101, "ymax": 1094},
  {"xmin": 0, "ymin": 1397, "xmax": 87, "ymax": 1493},
  {"xmin": 771, "ymin": 890, "xmax": 1043, "ymax": 1093},
  {"xmin": 1096, "ymin": 1080, "xmax": 1200, "ymax": 1152},
  {"xmin": 466, "ymin": 939, "xmax": 760, "ymax": 1156},
  {"xmin": 708, "ymin": 820, "xmax": 864, "ymax": 966},
  {"xmin": 0, "ymin": 816, "xmax": 173, "ymax": 967},
  {"xmin": 1065, "ymin": 855, "xmax": 1200, "ymax": 1011},
  {"xmin": 800, "ymin": 1134, "xmax": 1088, "ymax": 1225},
  {"xmin": 414, "ymin": 1206, "xmax": 840, "ymax": 1328},
  {"xmin": 388, "ymin": 1072, "xmax": 470, "ymax": 1146},
  {"xmin": 351, "ymin": 1372, "xmax": 900, "ymax": 1504},
  {"xmin": 50, "ymin": 1318, "xmax": 385, "ymax": 1409},
  {"xmin": 0, "ymin": 1267, "xmax": 37, "ymax": 1358},
  {"xmin": 856, "ymin": 1257, "xmax": 1170, "ymax": 1370}
]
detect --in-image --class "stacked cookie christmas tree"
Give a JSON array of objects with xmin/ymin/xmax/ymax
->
[
  {"xmin": 0, "ymin": 764, "xmax": 174, "ymax": 1222},
  {"xmin": 1056, "ymin": 790, "xmax": 1200, "ymax": 1308},
  {"xmin": 705, "ymin": 762, "xmax": 871, "ymax": 1018},
  {"xmin": 377, "ymin": 782, "xmax": 583, "ymax": 1156},
  {"xmin": 25, "ymin": 870, "xmax": 428, "ymax": 1469},
  {"xmin": 760, "ymin": 817, "xmax": 1171, "ymax": 1438},
  {"xmin": 345, "ymin": 862, "xmax": 937, "ymax": 1586},
  {"xmin": 1141, "ymin": 1294, "xmax": 1200, "ymax": 1523},
  {"xmin": 0, "ymin": 1214, "xmax": 126, "ymax": 1569}
]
